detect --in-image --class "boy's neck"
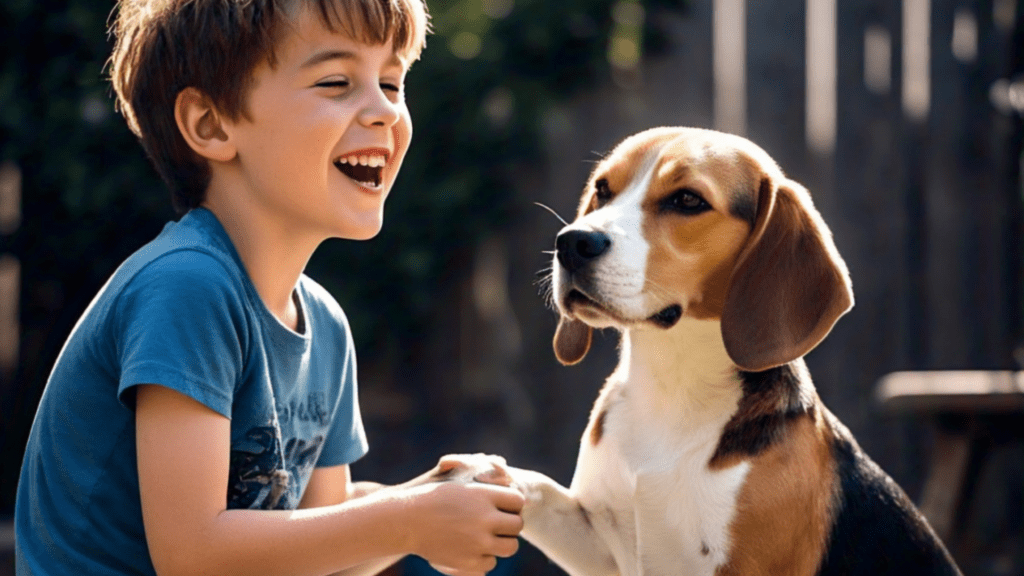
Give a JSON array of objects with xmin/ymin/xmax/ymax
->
[{"xmin": 202, "ymin": 182, "xmax": 323, "ymax": 332}]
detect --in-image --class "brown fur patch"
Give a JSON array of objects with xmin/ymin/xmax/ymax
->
[
  {"xmin": 716, "ymin": 411, "xmax": 838, "ymax": 576},
  {"xmin": 645, "ymin": 210, "xmax": 750, "ymax": 320},
  {"xmin": 636, "ymin": 136, "xmax": 757, "ymax": 321},
  {"xmin": 585, "ymin": 378, "xmax": 624, "ymax": 450},
  {"xmin": 590, "ymin": 407, "xmax": 608, "ymax": 446}
]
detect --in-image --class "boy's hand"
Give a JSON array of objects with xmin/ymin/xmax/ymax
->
[{"xmin": 400, "ymin": 480, "xmax": 524, "ymax": 575}]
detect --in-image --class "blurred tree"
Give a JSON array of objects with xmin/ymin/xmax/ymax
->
[{"xmin": 0, "ymin": 0, "xmax": 686, "ymax": 513}]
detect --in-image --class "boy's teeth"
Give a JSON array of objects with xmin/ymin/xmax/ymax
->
[{"xmin": 335, "ymin": 154, "xmax": 387, "ymax": 167}]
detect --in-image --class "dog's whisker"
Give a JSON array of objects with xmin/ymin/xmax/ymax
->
[{"xmin": 534, "ymin": 202, "xmax": 570, "ymax": 226}]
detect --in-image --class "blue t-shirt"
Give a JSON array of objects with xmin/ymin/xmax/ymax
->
[{"xmin": 15, "ymin": 207, "xmax": 369, "ymax": 575}]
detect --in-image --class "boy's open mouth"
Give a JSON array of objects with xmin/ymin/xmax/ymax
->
[{"xmin": 334, "ymin": 152, "xmax": 387, "ymax": 188}]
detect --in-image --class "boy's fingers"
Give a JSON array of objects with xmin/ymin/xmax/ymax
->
[
  {"xmin": 493, "ymin": 535, "xmax": 521, "ymax": 558},
  {"xmin": 488, "ymin": 485, "xmax": 526, "ymax": 514},
  {"xmin": 477, "ymin": 555, "xmax": 499, "ymax": 573},
  {"xmin": 494, "ymin": 510, "xmax": 525, "ymax": 537}
]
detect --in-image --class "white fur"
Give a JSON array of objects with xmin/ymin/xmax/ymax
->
[
  {"xmin": 516, "ymin": 320, "xmax": 748, "ymax": 576},
  {"xmin": 552, "ymin": 150, "xmax": 661, "ymax": 325}
]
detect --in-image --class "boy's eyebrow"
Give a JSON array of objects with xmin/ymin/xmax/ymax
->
[{"xmin": 300, "ymin": 49, "xmax": 405, "ymax": 70}]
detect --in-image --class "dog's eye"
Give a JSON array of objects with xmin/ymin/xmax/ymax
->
[
  {"xmin": 594, "ymin": 179, "xmax": 613, "ymax": 206},
  {"xmin": 661, "ymin": 189, "xmax": 710, "ymax": 215}
]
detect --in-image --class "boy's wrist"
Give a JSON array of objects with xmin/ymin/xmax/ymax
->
[{"xmin": 387, "ymin": 485, "xmax": 422, "ymax": 557}]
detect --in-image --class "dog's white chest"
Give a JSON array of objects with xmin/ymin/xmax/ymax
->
[{"xmin": 571, "ymin": 375, "xmax": 748, "ymax": 576}]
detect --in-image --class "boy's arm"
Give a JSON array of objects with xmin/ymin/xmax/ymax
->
[
  {"xmin": 135, "ymin": 384, "xmax": 524, "ymax": 576},
  {"xmin": 298, "ymin": 465, "xmax": 385, "ymax": 509},
  {"xmin": 298, "ymin": 466, "xmax": 401, "ymax": 576}
]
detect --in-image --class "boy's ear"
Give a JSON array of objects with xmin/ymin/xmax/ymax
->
[{"xmin": 174, "ymin": 87, "xmax": 236, "ymax": 163}]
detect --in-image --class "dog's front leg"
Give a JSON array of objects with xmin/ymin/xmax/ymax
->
[{"xmin": 508, "ymin": 467, "xmax": 619, "ymax": 576}]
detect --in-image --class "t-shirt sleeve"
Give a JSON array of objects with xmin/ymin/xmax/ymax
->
[
  {"xmin": 314, "ymin": 311, "xmax": 369, "ymax": 467},
  {"xmin": 115, "ymin": 250, "xmax": 248, "ymax": 418}
]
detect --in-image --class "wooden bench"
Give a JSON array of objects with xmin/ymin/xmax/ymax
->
[{"xmin": 876, "ymin": 370, "xmax": 1024, "ymax": 543}]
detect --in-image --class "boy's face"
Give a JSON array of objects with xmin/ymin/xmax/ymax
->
[{"xmin": 223, "ymin": 6, "xmax": 413, "ymax": 241}]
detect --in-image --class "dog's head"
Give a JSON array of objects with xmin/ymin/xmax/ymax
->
[{"xmin": 551, "ymin": 127, "xmax": 853, "ymax": 372}]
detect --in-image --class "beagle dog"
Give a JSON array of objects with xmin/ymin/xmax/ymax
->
[{"xmin": 507, "ymin": 128, "xmax": 962, "ymax": 576}]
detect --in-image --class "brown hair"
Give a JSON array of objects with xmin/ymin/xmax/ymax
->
[{"xmin": 108, "ymin": 0, "xmax": 429, "ymax": 213}]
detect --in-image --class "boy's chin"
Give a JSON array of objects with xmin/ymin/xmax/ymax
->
[{"xmin": 334, "ymin": 218, "xmax": 384, "ymax": 241}]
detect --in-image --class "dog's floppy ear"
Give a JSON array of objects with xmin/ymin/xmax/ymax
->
[
  {"xmin": 721, "ymin": 177, "xmax": 853, "ymax": 372},
  {"xmin": 553, "ymin": 316, "xmax": 592, "ymax": 365}
]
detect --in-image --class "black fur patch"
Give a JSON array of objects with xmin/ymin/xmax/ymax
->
[
  {"xmin": 709, "ymin": 363, "xmax": 811, "ymax": 465},
  {"xmin": 730, "ymin": 189, "xmax": 758, "ymax": 226},
  {"xmin": 816, "ymin": 423, "xmax": 962, "ymax": 575}
]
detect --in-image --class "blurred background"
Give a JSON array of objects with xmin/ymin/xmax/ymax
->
[{"xmin": 1, "ymin": 0, "xmax": 1023, "ymax": 574}]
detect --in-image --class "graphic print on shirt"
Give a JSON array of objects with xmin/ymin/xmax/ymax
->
[{"xmin": 227, "ymin": 425, "xmax": 325, "ymax": 510}]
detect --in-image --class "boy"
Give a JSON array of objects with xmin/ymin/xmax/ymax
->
[{"xmin": 14, "ymin": 0, "xmax": 524, "ymax": 575}]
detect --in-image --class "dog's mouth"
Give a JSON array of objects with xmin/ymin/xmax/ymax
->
[
  {"xmin": 564, "ymin": 289, "xmax": 683, "ymax": 329},
  {"xmin": 334, "ymin": 152, "xmax": 388, "ymax": 189},
  {"xmin": 564, "ymin": 289, "xmax": 599, "ymax": 313}
]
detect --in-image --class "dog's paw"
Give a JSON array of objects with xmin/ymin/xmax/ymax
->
[
  {"xmin": 503, "ymin": 467, "xmax": 548, "ymax": 510},
  {"xmin": 432, "ymin": 453, "xmax": 513, "ymax": 487}
]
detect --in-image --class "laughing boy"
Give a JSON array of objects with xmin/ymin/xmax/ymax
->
[{"xmin": 15, "ymin": 1, "xmax": 523, "ymax": 575}]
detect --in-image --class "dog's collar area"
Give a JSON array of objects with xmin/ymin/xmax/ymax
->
[{"xmin": 649, "ymin": 304, "xmax": 683, "ymax": 328}]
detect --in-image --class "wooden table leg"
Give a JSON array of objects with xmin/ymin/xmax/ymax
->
[{"xmin": 919, "ymin": 427, "xmax": 973, "ymax": 542}]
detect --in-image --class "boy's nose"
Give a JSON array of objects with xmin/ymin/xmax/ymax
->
[{"xmin": 357, "ymin": 87, "xmax": 402, "ymax": 128}]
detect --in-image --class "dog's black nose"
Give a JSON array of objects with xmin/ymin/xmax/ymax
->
[{"xmin": 556, "ymin": 230, "xmax": 611, "ymax": 273}]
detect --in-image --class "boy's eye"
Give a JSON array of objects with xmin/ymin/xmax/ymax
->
[
  {"xmin": 316, "ymin": 80, "xmax": 349, "ymax": 89},
  {"xmin": 381, "ymin": 83, "xmax": 401, "ymax": 93}
]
